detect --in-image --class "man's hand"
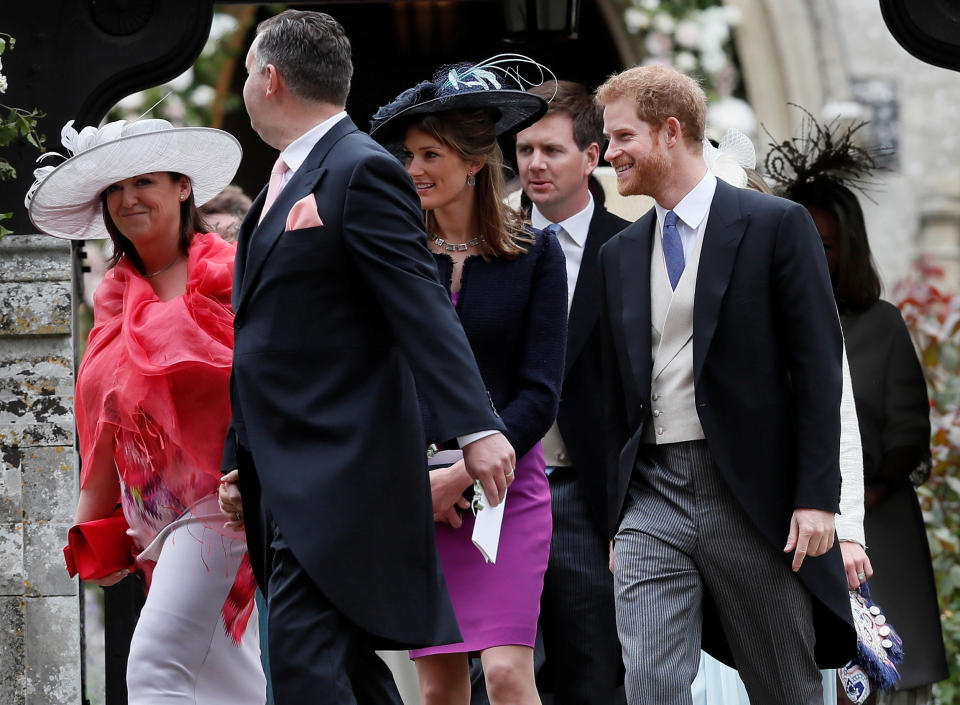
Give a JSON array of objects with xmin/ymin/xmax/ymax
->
[
  {"xmin": 783, "ymin": 507, "xmax": 836, "ymax": 571},
  {"xmin": 430, "ymin": 462, "xmax": 472, "ymax": 528},
  {"xmin": 219, "ymin": 469, "xmax": 245, "ymax": 530},
  {"xmin": 461, "ymin": 433, "xmax": 515, "ymax": 507},
  {"xmin": 839, "ymin": 541, "xmax": 873, "ymax": 590}
]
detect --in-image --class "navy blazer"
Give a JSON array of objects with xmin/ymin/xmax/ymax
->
[
  {"xmin": 223, "ymin": 117, "xmax": 504, "ymax": 650},
  {"xmin": 425, "ymin": 229, "xmax": 567, "ymax": 457},
  {"xmin": 599, "ymin": 179, "xmax": 856, "ymax": 667}
]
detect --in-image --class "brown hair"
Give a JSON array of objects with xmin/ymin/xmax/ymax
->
[
  {"xmin": 255, "ymin": 10, "xmax": 353, "ymax": 105},
  {"xmin": 596, "ymin": 65, "xmax": 706, "ymax": 146},
  {"xmin": 791, "ymin": 180, "xmax": 881, "ymax": 314},
  {"xmin": 526, "ymin": 80, "xmax": 603, "ymax": 151},
  {"xmin": 101, "ymin": 172, "xmax": 206, "ymax": 273},
  {"xmin": 411, "ymin": 109, "xmax": 532, "ymax": 259},
  {"xmin": 199, "ymin": 184, "xmax": 252, "ymax": 219}
]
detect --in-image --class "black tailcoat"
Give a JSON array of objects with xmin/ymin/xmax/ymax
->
[
  {"xmin": 223, "ymin": 117, "xmax": 504, "ymax": 649},
  {"xmin": 598, "ymin": 180, "xmax": 856, "ymax": 667}
]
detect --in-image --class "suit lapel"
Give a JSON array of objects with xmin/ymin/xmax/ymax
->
[
  {"xmin": 693, "ymin": 180, "xmax": 748, "ymax": 384},
  {"xmin": 235, "ymin": 117, "xmax": 358, "ymax": 314},
  {"xmin": 619, "ymin": 214, "xmax": 655, "ymax": 399},
  {"xmin": 565, "ymin": 210, "xmax": 616, "ymax": 379},
  {"xmin": 231, "ymin": 186, "xmax": 267, "ymax": 312}
]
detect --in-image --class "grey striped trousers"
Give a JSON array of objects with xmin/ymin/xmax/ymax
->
[{"xmin": 613, "ymin": 441, "xmax": 822, "ymax": 705}]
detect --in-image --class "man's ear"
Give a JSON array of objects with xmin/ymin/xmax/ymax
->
[
  {"xmin": 265, "ymin": 64, "xmax": 282, "ymax": 97},
  {"xmin": 662, "ymin": 117, "xmax": 682, "ymax": 149},
  {"xmin": 584, "ymin": 142, "xmax": 601, "ymax": 173}
]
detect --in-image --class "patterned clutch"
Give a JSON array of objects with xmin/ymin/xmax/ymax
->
[{"xmin": 839, "ymin": 582, "xmax": 903, "ymax": 704}]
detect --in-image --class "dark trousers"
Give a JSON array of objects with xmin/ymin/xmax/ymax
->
[
  {"xmin": 260, "ymin": 508, "xmax": 403, "ymax": 705},
  {"xmin": 539, "ymin": 468, "xmax": 625, "ymax": 705},
  {"xmin": 238, "ymin": 440, "xmax": 402, "ymax": 705}
]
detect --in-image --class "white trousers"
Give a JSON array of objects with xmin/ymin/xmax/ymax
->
[{"xmin": 126, "ymin": 497, "xmax": 266, "ymax": 704}]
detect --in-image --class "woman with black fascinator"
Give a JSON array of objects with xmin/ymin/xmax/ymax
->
[
  {"xmin": 767, "ymin": 112, "xmax": 947, "ymax": 705},
  {"xmin": 371, "ymin": 56, "xmax": 566, "ymax": 705}
]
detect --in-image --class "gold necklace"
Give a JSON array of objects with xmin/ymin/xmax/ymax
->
[
  {"xmin": 143, "ymin": 253, "xmax": 182, "ymax": 279},
  {"xmin": 431, "ymin": 234, "xmax": 484, "ymax": 252}
]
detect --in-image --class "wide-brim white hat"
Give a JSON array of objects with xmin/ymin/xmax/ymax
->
[{"xmin": 26, "ymin": 118, "xmax": 242, "ymax": 240}]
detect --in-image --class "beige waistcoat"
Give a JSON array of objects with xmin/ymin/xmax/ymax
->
[{"xmin": 643, "ymin": 225, "xmax": 707, "ymax": 444}]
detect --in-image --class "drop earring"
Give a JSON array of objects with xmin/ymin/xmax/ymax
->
[{"xmin": 466, "ymin": 172, "xmax": 476, "ymax": 187}]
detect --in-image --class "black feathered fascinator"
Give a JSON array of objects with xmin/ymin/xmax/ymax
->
[
  {"xmin": 763, "ymin": 104, "xmax": 888, "ymax": 202},
  {"xmin": 370, "ymin": 54, "xmax": 554, "ymax": 154}
]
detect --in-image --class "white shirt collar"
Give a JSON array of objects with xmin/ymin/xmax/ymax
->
[
  {"xmin": 653, "ymin": 169, "xmax": 717, "ymax": 230},
  {"xmin": 530, "ymin": 193, "xmax": 594, "ymax": 248},
  {"xmin": 280, "ymin": 111, "xmax": 348, "ymax": 176}
]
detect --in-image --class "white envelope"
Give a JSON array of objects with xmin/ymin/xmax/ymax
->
[{"xmin": 471, "ymin": 485, "xmax": 506, "ymax": 564}]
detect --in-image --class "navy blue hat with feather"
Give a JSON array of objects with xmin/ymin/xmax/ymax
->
[{"xmin": 370, "ymin": 54, "xmax": 554, "ymax": 154}]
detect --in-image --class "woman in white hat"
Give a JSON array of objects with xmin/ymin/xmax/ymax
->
[{"xmin": 26, "ymin": 119, "xmax": 265, "ymax": 705}]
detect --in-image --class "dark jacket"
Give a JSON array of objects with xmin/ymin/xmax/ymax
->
[
  {"xmin": 424, "ymin": 229, "xmax": 567, "ymax": 457},
  {"xmin": 223, "ymin": 116, "xmax": 504, "ymax": 650},
  {"xmin": 843, "ymin": 299, "xmax": 947, "ymax": 688},
  {"xmin": 599, "ymin": 179, "xmax": 856, "ymax": 667},
  {"xmin": 556, "ymin": 206, "xmax": 629, "ymax": 533}
]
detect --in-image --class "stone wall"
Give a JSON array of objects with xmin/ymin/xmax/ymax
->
[
  {"xmin": 729, "ymin": 0, "xmax": 960, "ymax": 289},
  {"xmin": 0, "ymin": 234, "xmax": 80, "ymax": 705}
]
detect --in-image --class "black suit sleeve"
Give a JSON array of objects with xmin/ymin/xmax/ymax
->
[
  {"xmin": 496, "ymin": 232, "xmax": 567, "ymax": 458},
  {"xmin": 221, "ymin": 425, "xmax": 238, "ymax": 473},
  {"xmin": 772, "ymin": 203, "xmax": 843, "ymax": 512},
  {"xmin": 598, "ymin": 240, "xmax": 632, "ymax": 539},
  {"xmin": 340, "ymin": 151, "xmax": 504, "ymax": 440}
]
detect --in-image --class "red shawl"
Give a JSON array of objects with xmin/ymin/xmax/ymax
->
[
  {"xmin": 77, "ymin": 232, "xmax": 234, "ymax": 494},
  {"xmin": 76, "ymin": 232, "xmax": 254, "ymax": 642}
]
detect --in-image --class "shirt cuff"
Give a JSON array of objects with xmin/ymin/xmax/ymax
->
[{"xmin": 457, "ymin": 430, "xmax": 499, "ymax": 447}]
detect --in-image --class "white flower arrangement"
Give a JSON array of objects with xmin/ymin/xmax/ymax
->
[{"xmin": 620, "ymin": 0, "xmax": 741, "ymax": 85}]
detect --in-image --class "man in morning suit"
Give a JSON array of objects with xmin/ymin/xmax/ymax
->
[
  {"xmin": 595, "ymin": 65, "xmax": 855, "ymax": 705},
  {"xmin": 515, "ymin": 80, "xmax": 629, "ymax": 705},
  {"xmin": 218, "ymin": 11, "xmax": 516, "ymax": 704}
]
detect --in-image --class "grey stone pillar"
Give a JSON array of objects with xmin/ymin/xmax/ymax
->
[{"xmin": 0, "ymin": 234, "xmax": 80, "ymax": 705}]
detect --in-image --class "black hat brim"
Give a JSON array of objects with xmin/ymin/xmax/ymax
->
[{"xmin": 370, "ymin": 90, "xmax": 547, "ymax": 154}]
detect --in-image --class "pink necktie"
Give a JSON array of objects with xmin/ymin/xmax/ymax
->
[{"xmin": 259, "ymin": 156, "xmax": 289, "ymax": 223}]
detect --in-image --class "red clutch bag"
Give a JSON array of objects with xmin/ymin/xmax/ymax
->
[{"xmin": 63, "ymin": 510, "xmax": 135, "ymax": 580}]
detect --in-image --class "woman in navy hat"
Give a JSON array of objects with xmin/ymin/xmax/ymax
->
[{"xmin": 372, "ymin": 57, "xmax": 566, "ymax": 705}]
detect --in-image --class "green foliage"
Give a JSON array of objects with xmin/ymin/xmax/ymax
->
[
  {"xmin": 106, "ymin": 10, "xmax": 251, "ymax": 127},
  {"xmin": 896, "ymin": 264, "xmax": 960, "ymax": 703},
  {"xmin": 0, "ymin": 32, "xmax": 46, "ymax": 239}
]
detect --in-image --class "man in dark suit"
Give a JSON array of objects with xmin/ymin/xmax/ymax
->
[
  {"xmin": 515, "ymin": 81, "xmax": 629, "ymax": 705},
  {"xmin": 218, "ymin": 11, "xmax": 516, "ymax": 704},
  {"xmin": 595, "ymin": 65, "xmax": 855, "ymax": 704}
]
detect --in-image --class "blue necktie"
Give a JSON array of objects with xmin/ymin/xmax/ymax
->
[
  {"xmin": 662, "ymin": 210, "xmax": 685, "ymax": 290},
  {"xmin": 544, "ymin": 223, "xmax": 563, "ymax": 238}
]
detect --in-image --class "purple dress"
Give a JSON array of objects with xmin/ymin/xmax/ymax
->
[
  {"xmin": 411, "ymin": 233, "xmax": 566, "ymax": 656},
  {"xmin": 410, "ymin": 437, "xmax": 552, "ymax": 656}
]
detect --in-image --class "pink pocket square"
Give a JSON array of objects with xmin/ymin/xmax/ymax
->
[{"xmin": 286, "ymin": 195, "xmax": 323, "ymax": 230}]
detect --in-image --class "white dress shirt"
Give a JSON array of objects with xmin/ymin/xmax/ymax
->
[
  {"xmin": 653, "ymin": 169, "xmax": 717, "ymax": 263},
  {"xmin": 531, "ymin": 195, "xmax": 595, "ymax": 313},
  {"xmin": 276, "ymin": 111, "xmax": 348, "ymax": 189}
]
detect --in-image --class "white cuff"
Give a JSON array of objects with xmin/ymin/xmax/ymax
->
[{"xmin": 457, "ymin": 430, "xmax": 499, "ymax": 448}]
